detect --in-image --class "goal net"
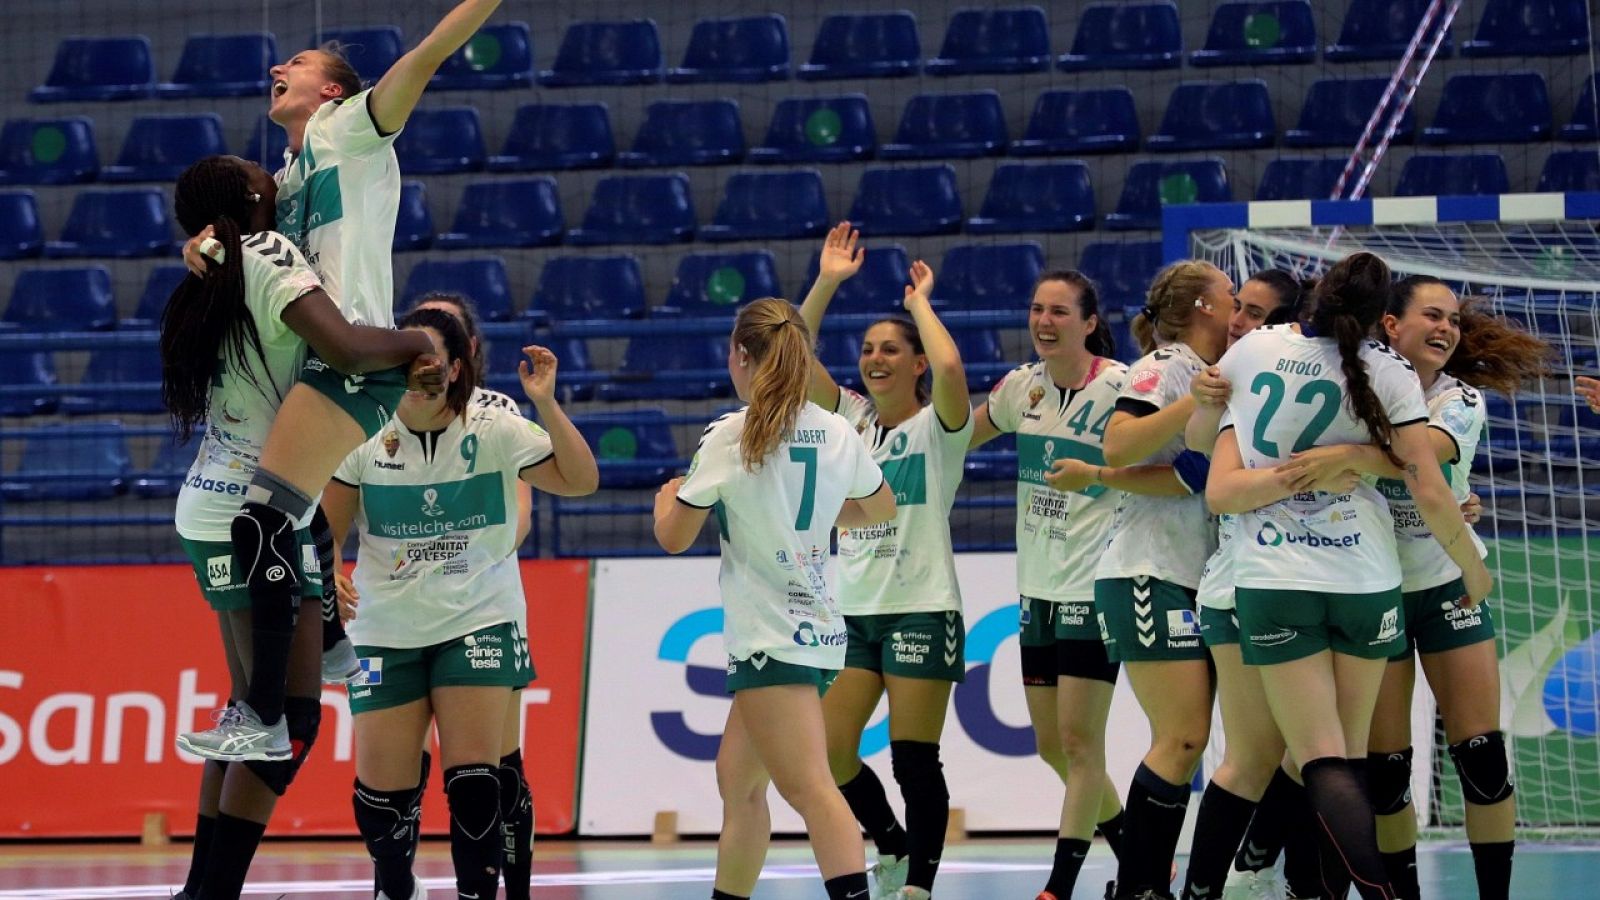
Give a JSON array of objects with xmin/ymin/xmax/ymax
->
[{"xmin": 1186, "ymin": 198, "xmax": 1600, "ymax": 835}]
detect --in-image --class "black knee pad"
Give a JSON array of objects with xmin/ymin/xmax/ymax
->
[
  {"xmin": 889, "ymin": 740, "xmax": 949, "ymax": 803},
  {"xmin": 242, "ymin": 697, "xmax": 320, "ymax": 795},
  {"xmin": 1367, "ymin": 747, "xmax": 1414, "ymax": 816},
  {"xmin": 446, "ymin": 764, "xmax": 502, "ymax": 890},
  {"xmin": 354, "ymin": 779, "xmax": 419, "ymax": 855},
  {"xmin": 496, "ymin": 753, "xmax": 531, "ymax": 820},
  {"xmin": 232, "ymin": 501, "xmax": 301, "ymax": 625},
  {"xmin": 1448, "ymin": 731, "xmax": 1514, "ymax": 806}
]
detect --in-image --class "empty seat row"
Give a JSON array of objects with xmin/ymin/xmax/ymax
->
[{"xmin": 29, "ymin": 0, "xmax": 1594, "ymax": 104}]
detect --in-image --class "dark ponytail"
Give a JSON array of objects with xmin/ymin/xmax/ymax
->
[
  {"xmin": 1248, "ymin": 269, "xmax": 1315, "ymax": 326},
  {"xmin": 1308, "ymin": 252, "xmax": 1401, "ymax": 466},
  {"xmin": 161, "ymin": 156, "xmax": 271, "ymax": 443},
  {"xmin": 397, "ymin": 307, "xmax": 477, "ymax": 415},
  {"xmin": 1037, "ymin": 269, "xmax": 1114, "ymax": 358}
]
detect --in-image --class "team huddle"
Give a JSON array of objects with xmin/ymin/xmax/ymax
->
[{"xmin": 151, "ymin": 3, "xmax": 1560, "ymax": 900}]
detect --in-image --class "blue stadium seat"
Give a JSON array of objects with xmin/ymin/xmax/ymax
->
[
  {"xmin": 1058, "ymin": 2, "xmax": 1182, "ymax": 71},
  {"xmin": 700, "ymin": 170, "xmax": 829, "ymax": 242},
  {"xmin": 539, "ymin": 20, "xmax": 663, "ymax": 87},
  {"xmin": 6, "ymin": 266, "xmax": 116, "ymax": 332},
  {"xmin": 1148, "ymin": 81, "xmax": 1276, "ymax": 151},
  {"xmin": 964, "ymin": 430, "xmax": 1016, "ymax": 482},
  {"xmin": 1256, "ymin": 157, "xmax": 1347, "ymax": 201},
  {"xmin": 881, "ymin": 91, "xmax": 1009, "ymax": 160},
  {"xmin": 1080, "ymin": 241, "xmax": 1163, "ymax": 308},
  {"xmin": 1463, "ymin": 0, "xmax": 1588, "ymax": 57},
  {"xmin": 487, "ymin": 103, "xmax": 615, "ymax": 171},
  {"xmin": 126, "ymin": 265, "xmax": 188, "ymax": 325},
  {"xmin": 0, "ymin": 351, "xmax": 58, "ymax": 416},
  {"xmin": 570, "ymin": 411, "xmax": 680, "ymax": 487},
  {"xmin": 1191, "ymin": 1, "xmax": 1317, "ymax": 66},
  {"xmin": 955, "ymin": 328, "xmax": 1007, "ymax": 373},
  {"xmin": 102, "ymin": 114, "xmax": 228, "ymax": 182},
  {"xmin": 243, "ymin": 116, "xmax": 288, "ymax": 169},
  {"xmin": 1011, "ymin": 88, "xmax": 1139, "ymax": 156},
  {"xmin": 0, "ymin": 423, "xmax": 130, "ymax": 502},
  {"xmin": 798, "ymin": 12, "xmax": 921, "ymax": 80},
  {"xmin": 1326, "ymin": 0, "xmax": 1453, "ymax": 61},
  {"xmin": 848, "ymin": 165, "xmax": 963, "ymax": 237},
  {"xmin": 933, "ymin": 243, "xmax": 1044, "ymax": 312},
  {"xmin": 1537, "ymin": 150, "xmax": 1600, "ymax": 192},
  {"xmin": 926, "ymin": 7, "xmax": 1052, "ymax": 75},
  {"xmin": 392, "ymin": 180, "xmax": 434, "ymax": 251},
  {"xmin": 1106, "ymin": 160, "xmax": 1232, "ymax": 230},
  {"xmin": 662, "ymin": 251, "xmax": 782, "ymax": 315},
  {"xmin": 531, "ymin": 255, "xmax": 646, "ymax": 321},
  {"xmin": 61, "ymin": 346, "xmax": 164, "ymax": 415},
  {"xmin": 133, "ymin": 432, "xmax": 201, "ymax": 499},
  {"xmin": 1285, "ymin": 78, "xmax": 1416, "ymax": 147},
  {"xmin": 967, "ymin": 163, "xmax": 1095, "ymax": 234},
  {"xmin": 157, "ymin": 33, "xmax": 277, "ymax": 98},
  {"xmin": 401, "ymin": 257, "xmax": 514, "ymax": 321},
  {"xmin": 668, "ymin": 15, "xmax": 790, "ymax": 83},
  {"xmin": 597, "ymin": 333, "xmax": 729, "ymax": 402},
  {"xmin": 1422, "ymin": 73, "xmax": 1551, "ymax": 144},
  {"xmin": 29, "ymin": 37, "xmax": 155, "ymax": 103},
  {"xmin": 1563, "ymin": 73, "xmax": 1598, "ymax": 142},
  {"xmin": 801, "ymin": 245, "xmax": 912, "ymax": 316},
  {"xmin": 394, "ymin": 108, "xmax": 485, "ymax": 174},
  {"xmin": 435, "ymin": 178, "xmax": 562, "ymax": 249},
  {"xmin": 310, "ymin": 27, "xmax": 403, "ymax": 83},
  {"xmin": 431, "ymin": 22, "xmax": 534, "ymax": 90},
  {"xmin": 0, "ymin": 118, "xmax": 98, "ymax": 185},
  {"xmin": 44, "ymin": 189, "xmax": 174, "ymax": 258},
  {"xmin": 0, "ymin": 191, "xmax": 43, "ymax": 260},
  {"xmin": 749, "ymin": 95, "xmax": 876, "ymax": 163},
  {"xmin": 1394, "ymin": 153, "xmax": 1510, "ymax": 196},
  {"xmin": 567, "ymin": 174, "xmax": 695, "ymax": 246},
  {"xmin": 619, "ymin": 100, "xmax": 745, "ymax": 167}
]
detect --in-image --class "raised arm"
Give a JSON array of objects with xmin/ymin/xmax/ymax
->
[
  {"xmin": 1205, "ymin": 428, "xmax": 1303, "ymax": 514},
  {"xmin": 798, "ymin": 222, "xmax": 863, "ymax": 410},
  {"xmin": 516, "ymin": 346, "xmax": 599, "ymax": 497},
  {"xmin": 901, "ymin": 260, "xmax": 969, "ymax": 431},
  {"xmin": 969, "ymin": 402, "xmax": 1003, "ymax": 449},
  {"xmin": 368, "ymin": 0, "xmax": 504, "ymax": 134}
]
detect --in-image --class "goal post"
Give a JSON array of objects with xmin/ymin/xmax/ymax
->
[{"xmin": 1165, "ymin": 192, "xmax": 1600, "ymax": 835}]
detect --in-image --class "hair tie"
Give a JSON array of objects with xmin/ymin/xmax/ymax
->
[{"xmin": 1140, "ymin": 306, "xmax": 1158, "ymax": 322}]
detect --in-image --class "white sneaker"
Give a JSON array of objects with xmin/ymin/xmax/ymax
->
[
  {"xmin": 895, "ymin": 888, "xmax": 932, "ymax": 900},
  {"xmin": 377, "ymin": 879, "xmax": 428, "ymax": 900},
  {"xmin": 322, "ymin": 636, "xmax": 361, "ymax": 684},
  {"xmin": 870, "ymin": 854, "xmax": 909, "ymax": 899},
  {"xmin": 175, "ymin": 702, "xmax": 290, "ymax": 762},
  {"xmin": 1223, "ymin": 868, "xmax": 1286, "ymax": 900}
]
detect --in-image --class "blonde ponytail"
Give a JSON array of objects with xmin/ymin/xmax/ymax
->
[
  {"xmin": 735, "ymin": 299, "xmax": 814, "ymax": 471},
  {"xmin": 1136, "ymin": 260, "xmax": 1217, "ymax": 354}
]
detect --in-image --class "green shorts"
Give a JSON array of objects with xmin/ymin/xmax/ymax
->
[
  {"xmin": 180, "ymin": 529, "xmax": 321, "ymax": 611},
  {"xmin": 1236, "ymin": 586, "xmax": 1405, "ymax": 665},
  {"xmin": 298, "ymin": 351, "xmax": 409, "ymax": 438},
  {"xmin": 1390, "ymin": 578, "xmax": 1496, "ymax": 661},
  {"xmin": 844, "ymin": 611, "xmax": 966, "ymax": 682},
  {"xmin": 1200, "ymin": 606, "xmax": 1241, "ymax": 647},
  {"xmin": 1095, "ymin": 576, "xmax": 1205, "ymax": 662},
  {"xmin": 347, "ymin": 621, "xmax": 533, "ymax": 714},
  {"xmin": 725, "ymin": 653, "xmax": 838, "ymax": 696}
]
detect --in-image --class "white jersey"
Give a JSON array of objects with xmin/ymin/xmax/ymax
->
[
  {"xmin": 1196, "ymin": 515, "xmax": 1238, "ymax": 611},
  {"xmin": 1095, "ymin": 342, "xmax": 1216, "ymax": 588},
  {"xmin": 677, "ymin": 404, "xmax": 885, "ymax": 669},
  {"xmin": 275, "ymin": 89, "xmax": 402, "ymax": 328},
  {"xmin": 1217, "ymin": 325, "xmax": 1430, "ymax": 593},
  {"xmin": 833, "ymin": 389, "xmax": 973, "ymax": 616},
  {"xmin": 333, "ymin": 402, "xmax": 554, "ymax": 649},
  {"xmin": 174, "ymin": 231, "xmax": 322, "ymax": 541},
  {"xmin": 1379, "ymin": 372, "xmax": 1489, "ymax": 592},
  {"xmin": 987, "ymin": 359, "xmax": 1127, "ymax": 604}
]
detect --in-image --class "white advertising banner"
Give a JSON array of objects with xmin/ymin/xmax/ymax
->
[{"xmin": 580, "ymin": 553, "xmax": 1163, "ymax": 836}]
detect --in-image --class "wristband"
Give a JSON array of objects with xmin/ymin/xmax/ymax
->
[{"xmin": 199, "ymin": 236, "xmax": 225, "ymax": 265}]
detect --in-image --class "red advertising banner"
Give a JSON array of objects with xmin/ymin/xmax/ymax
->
[{"xmin": 0, "ymin": 559, "xmax": 589, "ymax": 838}]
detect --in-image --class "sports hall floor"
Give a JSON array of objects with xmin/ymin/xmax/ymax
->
[{"xmin": 0, "ymin": 839, "xmax": 1594, "ymax": 899}]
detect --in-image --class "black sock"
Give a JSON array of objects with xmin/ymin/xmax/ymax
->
[
  {"xmin": 446, "ymin": 763, "xmax": 502, "ymax": 898},
  {"xmin": 354, "ymin": 779, "xmax": 418, "ymax": 899},
  {"xmin": 1115, "ymin": 763, "xmax": 1191, "ymax": 895},
  {"xmin": 309, "ymin": 504, "xmax": 348, "ymax": 652},
  {"xmin": 197, "ymin": 812, "xmax": 267, "ymax": 900},
  {"xmin": 1382, "ymin": 846, "xmax": 1420, "ymax": 900},
  {"xmin": 234, "ymin": 498, "xmax": 302, "ymax": 725},
  {"xmin": 182, "ymin": 812, "xmax": 217, "ymax": 896},
  {"xmin": 1045, "ymin": 837, "xmax": 1092, "ymax": 897},
  {"xmin": 1181, "ymin": 782, "xmax": 1257, "ymax": 900},
  {"xmin": 824, "ymin": 872, "xmax": 870, "ymax": 900},
  {"xmin": 498, "ymin": 749, "xmax": 534, "ymax": 900},
  {"xmin": 1301, "ymin": 756, "xmax": 1393, "ymax": 900},
  {"xmin": 1097, "ymin": 809, "xmax": 1127, "ymax": 862},
  {"xmin": 1235, "ymin": 766, "xmax": 1295, "ymax": 873},
  {"xmin": 891, "ymin": 740, "xmax": 949, "ymax": 891},
  {"xmin": 410, "ymin": 750, "xmax": 432, "ymax": 864},
  {"xmin": 1278, "ymin": 775, "xmax": 1320, "ymax": 899},
  {"xmin": 1469, "ymin": 841, "xmax": 1513, "ymax": 900},
  {"xmin": 838, "ymin": 762, "xmax": 908, "ymax": 859},
  {"xmin": 710, "ymin": 891, "xmax": 749, "ymax": 900}
]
